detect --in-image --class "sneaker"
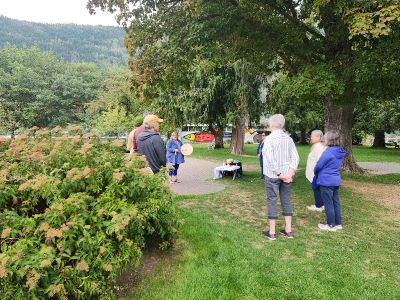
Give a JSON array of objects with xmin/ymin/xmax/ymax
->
[
  {"xmin": 262, "ymin": 230, "xmax": 276, "ymax": 240},
  {"xmin": 318, "ymin": 224, "xmax": 337, "ymax": 231},
  {"xmin": 335, "ymin": 225, "xmax": 343, "ymax": 230},
  {"xmin": 280, "ymin": 229, "xmax": 294, "ymax": 238},
  {"xmin": 307, "ymin": 205, "xmax": 325, "ymax": 212}
]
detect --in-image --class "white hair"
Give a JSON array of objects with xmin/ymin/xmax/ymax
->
[
  {"xmin": 311, "ymin": 130, "xmax": 324, "ymax": 140},
  {"xmin": 268, "ymin": 114, "xmax": 285, "ymax": 129}
]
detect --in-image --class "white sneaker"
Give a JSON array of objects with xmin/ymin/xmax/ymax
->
[
  {"xmin": 307, "ymin": 205, "xmax": 325, "ymax": 212},
  {"xmin": 318, "ymin": 224, "xmax": 337, "ymax": 231},
  {"xmin": 335, "ymin": 225, "xmax": 343, "ymax": 230}
]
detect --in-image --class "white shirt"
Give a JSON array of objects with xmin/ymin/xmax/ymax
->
[
  {"xmin": 262, "ymin": 130, "xmax": 300, "ymax": 178},
  {"xmin": 305, "ymin": 142, "xmax": 326, "ymax": 182}
]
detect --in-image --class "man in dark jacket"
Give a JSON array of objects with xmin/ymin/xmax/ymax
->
[{"xmin": 137, "ymin": 114, "xmax": 166, "ymax": 174}]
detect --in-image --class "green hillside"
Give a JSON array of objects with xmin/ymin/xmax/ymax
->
[{"xmin": 0, "ymin": 15, "xmax": 127, "ymax": 67}]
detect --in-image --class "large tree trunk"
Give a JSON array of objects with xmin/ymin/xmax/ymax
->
[
  {"xmin": 299, "ymin": 128, "xmax": 307, "ymax": 145},
  {"xmin": 372, "ymin": 130, "xmax": 386, "ymax": 148},
  {"xmin": 209, "ymin": 124, "xmax": 224, "ymax": 149},
  {"xmin": 230, "ymin": 116, "xmax": 246, "ymax": 155},
  {"xmin": 325, "ymin": 97, "xmax": 365, "ymax": 174}
]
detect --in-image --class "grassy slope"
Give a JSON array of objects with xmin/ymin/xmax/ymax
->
[{"xmin": 123, "ymin": 145, "xmax": 400, "ymax": 300}]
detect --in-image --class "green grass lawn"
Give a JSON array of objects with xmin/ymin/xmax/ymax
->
[
  {"xmin": 122, "ymin": 160, "xmax": 400, "ymax": 299},
  {"xmin": 191, "ymin": 143, "xmax": 400, "ymax": 167},
  {"xmin": 191, "ymin": 143, "xmax": 400, "ymax": 184}
]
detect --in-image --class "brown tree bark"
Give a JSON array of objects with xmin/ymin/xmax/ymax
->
[
  {"xmin": 209, "ymin": 124, "xmax": 224, "ymax": 149},
  {"xmin": 299, "ymin": 128, "xmax": 307, "ymax": 145},
  {"xmin": 372, "ymin": 130, "xmax": 386, "ymax": 148},
  {"xmin": 325, "ymin": 97, "xmax": 365, "ymax": 174},
  {"xmin": 230, "ymin": 116, "xmax": 246, "ymax": 155}
]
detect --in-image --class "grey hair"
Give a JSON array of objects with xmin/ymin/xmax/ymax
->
[
  {"xmin": 268, "ymin": 114, "xmax": 285, "ymax": 129},
  {"xmin": 311, "ymin": 130, "xmax": 324, "ymax": 141},
  {"xmin": 324, "ymin": 130, "xmax": 340, "ymax": 146}
]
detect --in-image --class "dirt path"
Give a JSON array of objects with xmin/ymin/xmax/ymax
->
[
  {"xmin": 358, "ymin": 162, "xmax": 400, "ymax": 174},
  {"xmin": 168, "ymin": 157, "xmax": 225, "ymax": 195},
  {"xmin": 342, "ymin": 180, "xmax": 400, "ymax": 211}
]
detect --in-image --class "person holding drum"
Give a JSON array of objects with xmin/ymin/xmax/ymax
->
[{"xmin": 166, "ymin": 131, "xmax": 185, "ymax": 183}]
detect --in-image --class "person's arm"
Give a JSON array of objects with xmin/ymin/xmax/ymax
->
[
  {"xmin": 263, "ymin": 140, "xmax": 279, "ymax": 175},
  {"xmin": 314, "ymin": 152, "xmax": 328, "ymax": 175},
  {"xmin": 155, "ymin": 137, "xmax": 167, "ymax": 166},
  {"xmin": 167, "ymin": 140, "xmax": 177, "ymax": 154},
  {"xmin": 288, "ymin": 139, "xmax": 300, "ymax": 175}
]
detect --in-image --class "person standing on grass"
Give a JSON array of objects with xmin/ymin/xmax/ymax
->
[
  {"xmin": 256, "ymin": 131, "xmax": 269, "ymax": 179},
  {"xmin": 314, "ymin": 130, "xmax": 347, "ymax": 231},
  {"xmin": 166, "ymin": 131, "xmax": 184, "ymax": 184},
  {"xmin": 137, "ymin": 114, "xmax": 166, "ymax": 174},
  {"xmin": 305, "ymin": 130, "xmax": 326, "ymax": 212},
  {"xmin": 262, "ymin": 114, "xmax": 300, "ymax": 240}
]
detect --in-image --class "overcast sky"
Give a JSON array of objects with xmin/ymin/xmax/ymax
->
[{"xmin": 0, "ymin": 0, "xmax": 118, "ymax": 26}]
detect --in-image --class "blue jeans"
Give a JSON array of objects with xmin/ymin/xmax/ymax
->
[
  {"xmin": 313, "ymin": 186, "xmax": 324, "ymax": 208},
  {"xmin": 320, "ymin": 186, "xmax": 342, "ymax": 226}
]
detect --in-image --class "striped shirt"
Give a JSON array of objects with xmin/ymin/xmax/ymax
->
[{"xmin": 262, "ymin": 130, "xmax": 300, "ymax": 178}]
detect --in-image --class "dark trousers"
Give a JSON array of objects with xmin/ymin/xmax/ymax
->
[
  {"xmin": 168, "ymin": 164, "xmax": 180, "ymax": 176},
  {"xmin": 313, "ymin": 186, "xmax": 324, "ymax": 208},
  {"xmin": 320, "ymin": 186, "xmax": 342, "ymax": 226},
  {"xmin": 264, "ymin": 177, "xmax": 293, "ymax": 219}
]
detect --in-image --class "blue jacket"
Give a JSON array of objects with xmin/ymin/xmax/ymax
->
[
  {"xmin": 314, "ymin": 146, "xmax": 347, "ymax": 187},
  {"xmin": 166, "ymin": 139, "xmax": 185, "ymax": 165}
]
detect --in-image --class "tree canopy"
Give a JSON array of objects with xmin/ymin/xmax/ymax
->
[{"xmin": 87, "ymin": 0, "xmax": 400, "ymax": 171}]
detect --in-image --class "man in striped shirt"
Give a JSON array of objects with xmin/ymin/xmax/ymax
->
[{"xmin": 262, "ymin": 114, "xmax": 300, "ymax": 240}]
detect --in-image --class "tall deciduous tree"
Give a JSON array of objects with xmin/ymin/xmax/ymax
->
[
  {"xmin": 87, "ymin": 0, "xmax": 400, "ymax": 172},
  {"xmin": 86, "ymin": 68, "xmax": 145, "ymax": 135}
]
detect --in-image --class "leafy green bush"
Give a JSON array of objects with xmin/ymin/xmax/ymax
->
[{"xmin": 0, "ymin": 127, "xmax": 178, "ymax": 299}]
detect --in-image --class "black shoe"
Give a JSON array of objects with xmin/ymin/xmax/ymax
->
[
  {"xmin": 280, "ymin": 229, "xmax": 294, "ymax": 238},
  {"xmin": 262, "ymin": 230, "xmax": 276, "ymax": 240}
]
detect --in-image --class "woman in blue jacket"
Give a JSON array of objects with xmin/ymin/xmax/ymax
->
[
  {"xmin": 314, "ymin": 130, "xmax": 347, "ymax": 231},
  {"xmin": 166, "ymin": 132, "xmax": 185, "ymax": 183}
]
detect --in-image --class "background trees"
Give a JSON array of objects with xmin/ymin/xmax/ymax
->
[
  {"xmin": 0, "ymin": 46, "xmax": 105, "ymax": 136},
  {"xmin": 0, "ymin": 16, "xmax": 126, "ymax": 67},
  {"xmin": 85, "ymin": 68, "xmax": 145, "ymax": 135}
]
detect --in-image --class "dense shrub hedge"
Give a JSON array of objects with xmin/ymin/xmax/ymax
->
[{"xmin": 0, "ymin": 127, "xmax": 178, "ymax": 299}]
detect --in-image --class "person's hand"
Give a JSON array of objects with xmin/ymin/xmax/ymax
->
[
  {"xmin": 174, "ymin": 149, "xmax": 179, "ymax": 153},
  {"xmin": 257, "ymin": 154, "xmax": 260, "ymax": 158},
  {"xmin": 279, "ymin": 174, "xmax": 293, "ymax": 183},
  {"xmin": 286, "ymin": 168, "xmax": 295, "ymax": 178}
]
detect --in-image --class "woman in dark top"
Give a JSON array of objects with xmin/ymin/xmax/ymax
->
[{"xmin": 256, "ymin": 131, "xmax": 269, "ymax": 179}]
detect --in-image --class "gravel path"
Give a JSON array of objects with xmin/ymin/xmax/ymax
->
[
  {"xmin": 168, "ymin": 157, "xmax": 225, "ymax": 195},
  {"xmin": 358, "ymin": 162, "xmax": 400, "ymax": 174}
]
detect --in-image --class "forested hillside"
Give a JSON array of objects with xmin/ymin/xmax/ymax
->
[{"xmin": 0, "ymin": 16, "xmax": 127, "ymax": 67}]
